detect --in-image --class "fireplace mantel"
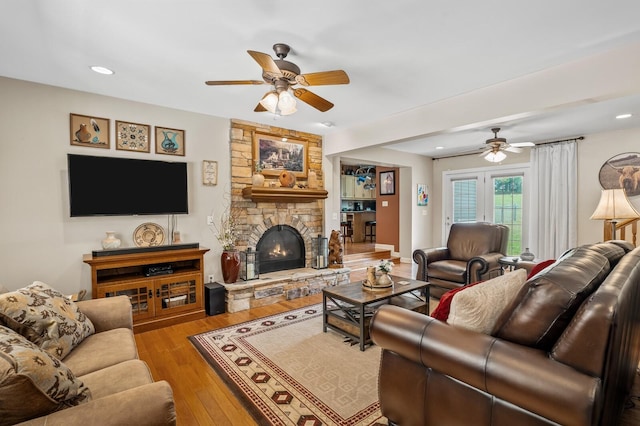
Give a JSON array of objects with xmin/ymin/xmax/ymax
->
[{"xmin": 242, "ymin": 186, "xmax": 328, "ymax": 203}]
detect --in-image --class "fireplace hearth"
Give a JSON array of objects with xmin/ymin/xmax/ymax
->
[{"xmin": 256, "ymin": 225, "xmax": 305, "ymax": 273}]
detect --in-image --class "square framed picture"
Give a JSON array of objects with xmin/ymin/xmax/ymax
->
[
  {"xmin": 417, "ymin": 183, "xmax": 429, "ymax": 206},
  {"xmin": 70, "ymin": 113, "xmax": 110, "ymax": 148},
  {"xmin": 155, "ymin": 126, "xmax": 185, "ymax": 156},
  {"xmin": 253, "ymin": 132, "xmax": 308, "ymax": 178},
  {"xmin": 115, "ymin": 120, "xmax": 150, "ymax": 152},
  {"xmin": 203, "ymin": 160, "xmax": 218, "ymax": 186},
  {"xmin": 380, "ymin": 171, "xmax": 395, "ymax": 195}
]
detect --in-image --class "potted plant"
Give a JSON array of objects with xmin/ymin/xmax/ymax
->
[
  {"xmin": 214, "ymin": 211, "xmax": 241, "ymax": 283},
  {"xmin": 376, "ymin": 259, "xmax": 394, "ymax": 287}
]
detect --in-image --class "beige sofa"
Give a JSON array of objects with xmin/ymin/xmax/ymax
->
[{"xmin": 0, "ymin": 285, "xmax": 176, "ymax": 426}]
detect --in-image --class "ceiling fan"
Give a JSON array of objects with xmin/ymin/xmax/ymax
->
[
  {"xmin": 205, "ymin": 43, "xmax": 349, "ymax": 115},
  {"xmin": 480, "ymin": 127, "xmax": 524, "ymax": 162}
]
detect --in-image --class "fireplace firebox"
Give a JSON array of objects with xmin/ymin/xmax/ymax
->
[{"xmin": 256, "ymin": 225, "xmax": 305, "ymax": 273}]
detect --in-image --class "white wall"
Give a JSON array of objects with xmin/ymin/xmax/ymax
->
[
  {"xmin": 0, "ymin": 77, "xmax": 231, "ymax": 295},
  {"xmin": 431, "ymin": 127, "xmax": 640, "ymax": 249}
]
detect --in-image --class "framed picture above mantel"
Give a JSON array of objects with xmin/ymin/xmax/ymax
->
[{"xmin": 253, "ymin": 133, "xmax": 308, "ymax": 178}]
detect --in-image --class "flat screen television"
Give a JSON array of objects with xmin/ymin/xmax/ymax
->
[{"xmin": 68, "ymin": 154, "xmax": 189, "ymax": 217}]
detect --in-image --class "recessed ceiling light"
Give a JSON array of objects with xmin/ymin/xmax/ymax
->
[
  {"xmin": 616, "ymin": 113, "xmax": 632, "ymax": 119},
  {"xmin": 90, "ymin": 66, "xmax": 114, "ymax": 75},
  {"xmin": 435, "ymin": 146, "xmax": 444, "ymax": 150},
  {"xmin": 282, "ymin": 137, "xmax": 288, "ymax": 142},
  {"xmin": 321, "ymin": 121, "xmax": 335, "ymax": 127}
]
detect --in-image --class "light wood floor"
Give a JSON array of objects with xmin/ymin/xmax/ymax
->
[{"xmin": 134, "ymin": 243, "xmax": 640, "ymax": 425}]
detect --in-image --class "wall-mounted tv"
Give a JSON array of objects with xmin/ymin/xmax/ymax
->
[{"xmin": 68, "ymin": 154, "xmax": 189, "ymax": 217}]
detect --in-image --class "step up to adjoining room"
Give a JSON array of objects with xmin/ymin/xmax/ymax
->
[{"xmin": 342, "ymin": 249, "xmax": 399, "ymax": 271}]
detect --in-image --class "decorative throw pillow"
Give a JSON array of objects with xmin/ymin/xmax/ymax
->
[
  {"xmin": 0, "ymin": 326, "xmax": 91, "ymax": 424},
  {"xmin": 447, "ymin": 269, "xmax": 527, "ymax": 334},
  {"xmin": 430, "ymin": 280, "xmax": 485, "ymax": 321},
  {"xmin": 0, "ymin": 281, "xmax": 95, "ymax": 359}
]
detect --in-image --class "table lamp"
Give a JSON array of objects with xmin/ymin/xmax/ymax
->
[{"xmin": 590, "ymin": 189, "xmax": 640, "ymax": 239}]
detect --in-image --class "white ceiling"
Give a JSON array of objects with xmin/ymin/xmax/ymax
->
[{"xmin": 2, "ymin": 0, "xmax": 640, "ymax": 158}]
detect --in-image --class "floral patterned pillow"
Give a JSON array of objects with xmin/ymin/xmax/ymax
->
[
  {"xmin": 0, "ymin": 281, "xmax": 95, "ymax": 359},
  {"xmin": 0, "ymin": 325, "xmax": 91, "ymax": 424}
]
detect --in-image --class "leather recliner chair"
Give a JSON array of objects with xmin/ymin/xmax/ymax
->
[{"xmin": 413, "ymin": 222, "xmax": 509, "ymax": 298}]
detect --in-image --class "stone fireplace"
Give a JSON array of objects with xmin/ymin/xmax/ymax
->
[{"xmin": 220, "ymin": 120, "xmax": 350, "ymax": 313}]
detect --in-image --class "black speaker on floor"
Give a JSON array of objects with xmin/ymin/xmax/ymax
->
[{"xmin": 204, "ymin": 283, "xmax": 225, "ymax": 316}]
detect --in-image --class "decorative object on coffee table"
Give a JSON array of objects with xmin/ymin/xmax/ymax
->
[{"xmin": 364, "ymin": 259, "xmax": 394, "ymax": 290}]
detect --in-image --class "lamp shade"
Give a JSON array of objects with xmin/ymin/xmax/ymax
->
[{"xmin": 590, "ymin": 189, "xmax": 640, "ymax": 220}]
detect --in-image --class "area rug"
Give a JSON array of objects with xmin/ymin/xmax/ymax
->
[{"xmin": 189, "ymin": 304, "xmax": 387, "ymax": 426}]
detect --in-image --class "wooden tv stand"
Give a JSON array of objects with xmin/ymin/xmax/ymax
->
[{"xmin": 83, "ymin": 246, "xmax": 210, "ymax": 333}]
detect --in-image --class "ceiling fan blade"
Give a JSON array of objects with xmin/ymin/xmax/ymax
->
[
  {"xmin": 247, "ymin": 50, "xmax": 282, "ymax": 75},
  {"xmin": 205, "ymin": 80, "xmax": 264, "ymax": 85},
  {"xmin": 296, "ymin": 70, "xmax": 350, "ymax": 86},
  {"xmin": 504, "ymin": 146, "xmax": 523, "ymax": 153},
  {"xmin": 479, "ymin": 148, "xmax": 492, "ymax": 157},
  {"xmin": 293, "ymin": 88, "xmax": 334, "ymax": 112}
]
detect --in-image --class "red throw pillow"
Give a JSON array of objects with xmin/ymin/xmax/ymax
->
[
  {"xmin": 526, "ymin": 259, "xmax": 555, "ymax": 280},
  {"xmin": 431, "ymin": 280, "xmax": 484, "ymax": 321}
]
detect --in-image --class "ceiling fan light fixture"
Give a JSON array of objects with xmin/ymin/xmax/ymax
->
[
  {"xmin": 485, "ymin": 150, "xmax": 506, "ymax": 163},
  {"xmin": 259, "ymin": 91, "xmax": 279, "ymax": 113},
  {"xmin": 277, "ymin": 90, "xmax": 297, "ymax": 115}
]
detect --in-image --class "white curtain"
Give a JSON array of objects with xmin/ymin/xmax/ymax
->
[{"xmin": 529, "ymin": 141, "xmax": 578, "ymax": 259}]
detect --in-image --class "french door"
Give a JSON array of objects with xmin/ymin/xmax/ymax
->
[{"xmin": 443, "ymin": 164, "xmax": 529, "ymax": 256}]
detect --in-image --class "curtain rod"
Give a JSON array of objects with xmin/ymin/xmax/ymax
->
[{"xmin": 432, "ymin": 136, "xmax": 585, "ymax": 160}]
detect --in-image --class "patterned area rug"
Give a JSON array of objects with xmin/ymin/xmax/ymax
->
[{"xmin": 189, "ymin": 304, "xmax": 387, "ymax": 426}]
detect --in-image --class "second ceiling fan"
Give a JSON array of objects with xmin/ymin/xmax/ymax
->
[
  {"xmin": 205, "ymin": 43, "xmax": 349, "ymax": 115},
  {"xmin": 480, "ymin": 127, "xmax": 524, "ymax": 162}
]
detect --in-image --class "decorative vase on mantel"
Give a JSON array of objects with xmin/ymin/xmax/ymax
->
[
  {"xmin": 252, "ymin": 173, "xmax": 265, "ymax": 187},
  {"xmin": 221, "ymin": 250, "xmax": 241, "ymax": 283},
  {"xmin": 101, "ymin": 231, "xmax": 121, "ymax": 249}
]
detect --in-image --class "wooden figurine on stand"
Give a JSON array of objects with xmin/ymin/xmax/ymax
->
[{"xmin": 328, "ymin": 229, "xmax": 344, "ymax": 268}]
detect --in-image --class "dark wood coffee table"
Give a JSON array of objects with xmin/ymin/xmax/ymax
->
[{"xmin": 322, "ymin": 276, "xmax": 429, "ymax": 351}]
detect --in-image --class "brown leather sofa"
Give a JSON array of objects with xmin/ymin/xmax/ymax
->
[
  {"xmin": 413, "ymin": 222, "xmax": 509, "ymax": 298},
  {"xmin": 371, "ymin": 241, "xmax": 639, "ymax": 426}
]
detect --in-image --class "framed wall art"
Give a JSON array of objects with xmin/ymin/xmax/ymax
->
[
  {"xmin": 253, "ymin": 133, "xmax": 308, "ymax": 178},
  {"xmin": 115, "ymin": 120, "xmax": 150, "ymax": 152},
  {"xmin": 417, "ymin": 183, "xmax": 429, "ymax": 206},
  {"xmin": 203, "ymin": 160, "xmax": 218, "ymax": 186},
  {"xmin": 70, "ymin": 113, "xmax": 110, "ymax": 148},
  {"xmin": 599, "ymin": 152, "xmax": 640, "ymax": 197},
  {"xmin": 380, "ymin": 171, "xmax": 395, "ymax": 195},
  {"xmin": 155, "ymin": 126, "xmax": 185, "ymax": 156}
]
